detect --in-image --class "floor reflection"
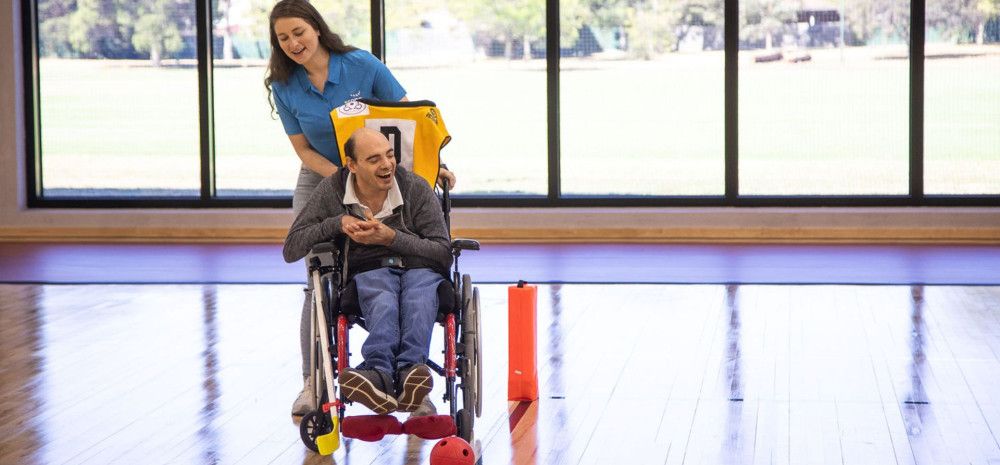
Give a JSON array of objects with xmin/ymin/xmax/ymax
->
[
  {"xmin": 901, "ymin": 285, "xmax": 933, "ymax": 442},
  {"xmin": 722, "ymin": 284, "xmax": 746, "ymax": 463},
  {"xmin": 0, "ymin": 286, "xmax": 45, "ymax": 465},
  {"xmin": 196, "ymin": 286, "xmax": 222, "ymax": 464}
]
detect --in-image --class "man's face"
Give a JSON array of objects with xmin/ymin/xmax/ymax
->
[{"xmin": 347, "ymin": 130, "xmax": 396, "ymax": 193}]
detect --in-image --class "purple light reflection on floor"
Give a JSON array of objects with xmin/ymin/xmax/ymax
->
[{"xmin": 1, "ymin": 243, "xmax": 998, "ymax": 285}]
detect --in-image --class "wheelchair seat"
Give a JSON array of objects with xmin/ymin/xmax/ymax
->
[{"xmin": 339, "ymin": 276, "xmax": 457, "ymax": 324}]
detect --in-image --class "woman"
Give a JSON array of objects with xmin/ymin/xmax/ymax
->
[{"xmin": 265, "ymin": 0, "xmax": 454, "ymax": 416}]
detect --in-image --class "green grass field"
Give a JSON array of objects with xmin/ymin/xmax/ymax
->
[{"xmin": 38, "ymin": 45, "xmax": 1000, "ymax": 197}]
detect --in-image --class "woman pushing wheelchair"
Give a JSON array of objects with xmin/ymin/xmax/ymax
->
[{"xmin": 263, "ymin": 0, "xmax": 455, "ymax": 417}]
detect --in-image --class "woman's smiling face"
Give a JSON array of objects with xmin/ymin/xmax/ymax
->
[{"xmin": 273, "ymin": 17, "xmax": 320, "ymax": 65}]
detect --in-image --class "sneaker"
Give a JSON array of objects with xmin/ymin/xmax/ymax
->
[
  {"xmin": 407, "ymin": 396, "xmax": 437, "ymax": 420},
  {"xmin": 339, "ymin": 368, "xmax": 398, "ymax": 415},
  {"xmin": 396, "ymin": 364, "xmax": 433, "ymax": 412},
  {"xmin": 291, "ymin": 375, "xmax": 316, "ymax": 416}
]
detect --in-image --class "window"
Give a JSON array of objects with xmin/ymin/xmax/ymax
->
[
  {"xmin": 211, "ymin": 0, "xmax": 371, "ymax": 197},
  {"xmin": 36, "ymin": 0, "xmax": 200, "ymax": 197},
  {"xmin": 738, "ymin": 0, "xmax": 910, "ymax": 195},
  {"xmin": 560, "ymin": 0, "xmax": 725, "ymax": 196},
  {"xmin": 924, "ymin": 0, "xmax": 1000, "ymax": 195},
  {"xmin": 23, "ymin": 0, "xmax": 1000, "ymax": 206},
  {"xmin": 385, "ymin": 0, "xmax": 548, "ymax": 196}
]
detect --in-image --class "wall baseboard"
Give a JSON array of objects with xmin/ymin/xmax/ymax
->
[{"xmin": 1, "ymin": 227, "xmax": 998, "ymax": 244}]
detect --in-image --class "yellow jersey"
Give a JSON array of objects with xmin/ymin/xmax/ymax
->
[{"xmin": 330, "ymin": 99, "xmax": 450, "ymax": 188}]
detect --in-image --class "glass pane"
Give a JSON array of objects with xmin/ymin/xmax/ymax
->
[
  {"xmin": 924, "ymin": 2, "xmax": 1000, "ymax": 194},
  {"xmin": 384, "ymin": 0, "xmax": 548, "ymax": 196},
  {"xmin": 213, "ymin": 0, "xmax": 371, "ymax": 196},
  {"xmin": 739, "ymin": 0, "xmax": 909, "ymax": 195},
  {"xmin": 560, "ymin": 0, "xmax": 725, "ymax": 196},
  {"xmin": 37, "ymin": 0, "xmax": 200, "ymax": 197}
]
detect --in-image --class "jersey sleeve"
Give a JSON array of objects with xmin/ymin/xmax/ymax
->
[
  {"xmin": 428, "ymin": 107, "xmax": 450, "ymax": 148},
  {"xmin": 273, "ymin": 86, "xmax": 303, "ymax": 135}
]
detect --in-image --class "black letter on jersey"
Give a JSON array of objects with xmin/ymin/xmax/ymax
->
[{"xmin": 380, "ymin": 126, "xmax": 402, "ymax": 164}]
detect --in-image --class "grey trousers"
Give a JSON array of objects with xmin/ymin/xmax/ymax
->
[{"xmin": 293, "ymin": 165, "xmax": 325, "ymax": 379}]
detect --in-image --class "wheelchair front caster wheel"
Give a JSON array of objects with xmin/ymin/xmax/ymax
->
[
  {"xmin": 456, "ymin": 408, "xmax": 474, "ymax": 442},
  {"xmin": 300, "ymin": 409, "xmax": 333, "ymax": 453}
]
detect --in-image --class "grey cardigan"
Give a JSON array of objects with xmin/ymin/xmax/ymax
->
[{"xmin": 283, "ymin": 167, "xmax": 453, "ymax": 277}]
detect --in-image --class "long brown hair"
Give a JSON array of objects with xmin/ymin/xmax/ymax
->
[{"xmin": 264, "ymin": 0, "xmax": 357, "ymax": 116}]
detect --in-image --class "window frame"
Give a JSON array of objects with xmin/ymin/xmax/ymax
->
[{"xmin": 21, "ymin": 0, "xmax": 1000, "ymax": 208}]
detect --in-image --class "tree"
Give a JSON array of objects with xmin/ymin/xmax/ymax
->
[
  {"xmin": 627, "ymin": 0, "xmax": 678, "ymax": 57},
  {"xmin": 844, "ymin": 0, "xmax": 909, "ymax": 46},
  {"xmin": 446, "ymin": 0, "xmax": 587, "ymax": 60},
  {"xmin": 312, "ymin": 0, "xmax": 371, "ymax": 47},
  {"xmin": 67, "ymin": 0, "xmax": 135, "ymax": 58},
  {"xmin": 131, "ymin": 0, "xmax": 187, "ymax": 65},
  {"xmin": 38, "ymin": 0, "xmax": 77, "ymax": 57},
  {"xmin": 978, "ymin": 0, "xmax": 1000, "ymax": 43},
  {"xmin": 740, "ymin": 0, "xmax": 796, "ymax": 49},
  {"xmin": 582, "ymin": 0, "xmax": 722, "ymax": 58},
  {"xmin": 675, "ymin": 0, "xmax": 725, "ymax": 38},
  {"xmin": 216, "ymin": 0, "xmax": 236, "ymax": 60},
  {"xmin": 927, "ymin": 0, "xmax": 977, "ymax": 43}
]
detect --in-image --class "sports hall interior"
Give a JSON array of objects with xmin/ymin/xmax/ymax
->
[{"xmin": 2, "ymin": 1, "xmax": 1000, "ymax": 464}]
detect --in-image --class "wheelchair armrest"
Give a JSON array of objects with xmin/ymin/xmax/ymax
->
[
  {"xmin": 451, "ymin": 238, "xmax": 480, "ymax": 251},
  {"xmin": 309, "ymin": 241, "xmax": 339, "ymax": 255}
]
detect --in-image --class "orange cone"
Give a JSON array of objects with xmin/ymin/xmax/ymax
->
[{"xmin": 507, "ymin": 281, "xmax": 538, "ymax": 401}]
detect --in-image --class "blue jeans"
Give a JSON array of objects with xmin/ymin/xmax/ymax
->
[{"xmin": 354, "ymin": 267, "xmax": 443, "ymax": 374}]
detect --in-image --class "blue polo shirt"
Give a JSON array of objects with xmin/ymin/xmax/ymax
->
[{"xmin": 271, "ymin": 49, "xmax": 406, "ymax": 166}]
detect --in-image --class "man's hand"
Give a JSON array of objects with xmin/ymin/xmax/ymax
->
[
  {"xmin": 341, "ymin": 215, "xmax": 368, "ymax": 231},
  {"xmin": 344, "ymin": 220, "xmax": 395, "ymax": 246},
  {"xmin": 437, "ymin": 167, "xmax": 456, "ymax": 190}
]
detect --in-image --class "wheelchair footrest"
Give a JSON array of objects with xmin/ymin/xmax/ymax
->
[
  {"xmin": 341, "ymin": 415, "xmax": 403, "ymax": 442},
  {"xmin": 340, "ymin": 414, "xmax": 457, "ymax": 441},
  {"xmin": 402, "ymin": 415, "xmax": 457, "ymax": 440}
]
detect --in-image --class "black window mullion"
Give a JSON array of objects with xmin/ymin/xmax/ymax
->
[
  {"xmin": 546, "ymin": 0, "xmax": 560, "ymax": 204},
  {"xmin": 910, "ymin": 0, "xmax": 925, "ymax": 202},
  {"xmin": 724, "ymin": 0, "xmax": 738, "ymax": 202},
  {"xmin": 196, "ymin": 0, "xmax": 216, "ymax": 200},
  {"xmin": 23, "ymin": 0, "xmax": 42, "ymax": 206},
  {"xmin": 371, "ymin": 0, "xmax": 385, "ymax": 59}
]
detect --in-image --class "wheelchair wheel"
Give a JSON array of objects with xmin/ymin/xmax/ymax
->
[
  {"xmin": 460, "ymin": 287, "xmax": 483, "ymax": 418},
  {"xmin": 461, "ymin": 274, "xmax": 473, "ymax": 310},
  {"xmin": 472, "ymin": 288, "xmax": 482, "ymax": 416},
  {"xmin": 456, "ymin": 408, "xmax": 474, "ymax": 442},
  {"xmin": 299, "ymin": 409, "xmax": 333, "ymax": 453}
]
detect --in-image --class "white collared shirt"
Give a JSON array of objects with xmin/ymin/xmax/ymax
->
[{"xmin": 343, "ymin": 172, "xmax": 404, "ymax": 220}]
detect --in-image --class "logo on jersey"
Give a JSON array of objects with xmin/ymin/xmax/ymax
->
[
  {"xmin": 337, "ymin": 99, "xmax": 370, "ymax": 117},
  {"xmin": 425, "ymin": 108, "xmax": 438, "ymax": 125}
]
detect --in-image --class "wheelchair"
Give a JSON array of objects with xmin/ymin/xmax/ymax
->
[{"xmin": 297, "ymin": 180, "xmax": 482, "ymax": 454}]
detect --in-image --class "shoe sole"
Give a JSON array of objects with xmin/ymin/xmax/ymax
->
[
  {"xmin": 397, "ymin": 365, "xmax": 433, "ymax": 412},
  {"xmin": 339, "ymin": 371, "xmax": 397, "ymax": 415}
]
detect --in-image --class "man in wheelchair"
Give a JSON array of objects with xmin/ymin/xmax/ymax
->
[{"xmin": 283, "ymin": 127, "xmax": 453, "ymax": 416}]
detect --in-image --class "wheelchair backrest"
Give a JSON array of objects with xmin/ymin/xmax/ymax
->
[{"xmin": 330, "ymin": 99, "xmax": 451, "ymax": 189}]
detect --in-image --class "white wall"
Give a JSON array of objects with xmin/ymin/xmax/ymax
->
[{"xmin": 2, "ymin": 2, "xmax": 998, "ymax": 242}]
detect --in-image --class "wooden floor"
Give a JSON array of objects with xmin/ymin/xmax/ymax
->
[{"xmin": 2, "ymin": 283, "xmax": 1000, "ymax": 465}]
